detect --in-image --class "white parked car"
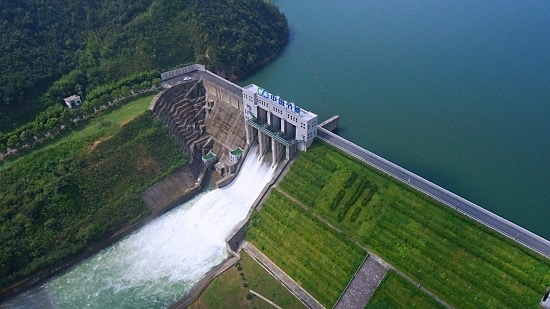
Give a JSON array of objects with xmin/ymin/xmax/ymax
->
[{"xmin": 183, "ymin": 76, "xmax": 192, "ymax": 81}]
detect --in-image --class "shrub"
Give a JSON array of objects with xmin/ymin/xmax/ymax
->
[
  {"xmin": 344, "ymin": 171, "xmax": 358, "ymax": 188},
  {"xmin": 350, "ymin": 207, "xmax": 361, "ymax": 223},
  {"xmin": 330, "ymin": 189, "xmax": 345, "ymax": 211}
]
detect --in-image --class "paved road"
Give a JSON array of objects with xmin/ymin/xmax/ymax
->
[
  {"xmin": 317, "ymin": 127, "xmax": 550, "ymax": 259},
  {"xmin": 164, "ymin": 70, "xmax": 243, "ymax": 98}
]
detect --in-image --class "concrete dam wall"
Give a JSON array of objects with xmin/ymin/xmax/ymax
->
[{"xmin": 150, "ymin": 78, "xmax": 246, "ymax": 169}]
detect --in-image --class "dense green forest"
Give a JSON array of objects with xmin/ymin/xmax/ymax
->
[
  {"xmin": 0, "ymin": 0, "xmax": 289, "ymax": 132},
  {"xmin": 0, "ymin": 111, "xmax": 187, "ymax": 289}
]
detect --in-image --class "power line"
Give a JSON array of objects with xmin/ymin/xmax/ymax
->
[{"xmin": 298, "ymin": 25, "xmax": 329, "ymax": 115}]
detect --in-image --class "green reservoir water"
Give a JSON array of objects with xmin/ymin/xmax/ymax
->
[{"xmin": 242, "ymin": 0, "xmax": 550, "ymax": 239}]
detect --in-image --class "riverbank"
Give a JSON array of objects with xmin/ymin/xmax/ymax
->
[{"xmin": 0, "ymin": 159, "xmax": 210, "ymax": 302}]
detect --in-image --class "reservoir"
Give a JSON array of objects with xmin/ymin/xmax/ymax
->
[{"xmin": 242, "ymin": 0, "xmax": 550, "ymax": 239}]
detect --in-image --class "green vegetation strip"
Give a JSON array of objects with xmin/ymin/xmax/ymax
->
[
  {"xmin": 0, "ymin": 94, "xmax": 156, "ymax": 171},
  {"xmin": 247, "ymin": 190, "xmax": 366, "ymax": 307},
  {"xmin": 189, "ymin": 251, "xmax": 305, "ymax": 309},
  {"xmin": 366, "ymin": 270, "xmax": 444, "ymax": 309},
  {"xmin": 276, "ymin": 141, "xmax": 550, "ymax": 308},
  {"xmin": 0, "ymin": 98, "xmax": 187, "ymax": 289}
]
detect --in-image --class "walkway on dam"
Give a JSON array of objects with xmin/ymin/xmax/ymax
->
[
  {"xmin": 242, "ymin": 241, "xmax": 325, "ymax": 309},
  {"xmin": 165, "ymin": 70, "xmax": 243, "ymax": 97},
  {"xmin": 317, "ymin": 126, "xmax": 550, "ymax": 259},
  {"xmin": 334, "ymin": 255, "xmax": 388, "ymax": 309}
]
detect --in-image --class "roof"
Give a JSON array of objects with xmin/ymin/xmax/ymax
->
[
  {"xmin": 64, "ymin": 94, "xmax": 81, "ymax": 102},
  {"xmin": 230, "ymin": 147, "xmax": 243, "ymax": 156},
  {"xmin": 202, "ymin": 151, "xmax": 216, "ymax": 160}
]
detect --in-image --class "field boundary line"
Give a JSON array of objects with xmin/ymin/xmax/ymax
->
[
  {"xmin": 276, "ymin": 187, "xmax": 451, "ymax": 308},
  {"xmin": 249, "ymin": 290, "xmax": 283, "ymax": 309},
  {"xmin": 242, "ymin": 241, "xmax": 325, "ymax": 309}
]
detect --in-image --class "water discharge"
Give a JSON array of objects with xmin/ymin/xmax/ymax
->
[{"xmin": 3, "ymin": 150, "xmax": 275, "ymax": 309}]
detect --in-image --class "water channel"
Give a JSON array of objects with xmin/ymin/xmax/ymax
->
[{"xmin": 2, "ymin": 151, "xmax": 275, "ymax": 308}]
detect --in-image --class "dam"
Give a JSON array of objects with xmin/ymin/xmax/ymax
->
[
  {"xmin": 158, "ymin": 64, "xmax": 550, "ymax": 259},
  {"xmin": 2, "ymin": 64, "xmax": 549, "ymax": 307},
  {"xmin": 156, "ymin": 64, "xmax": 318, "ymax": 171}
]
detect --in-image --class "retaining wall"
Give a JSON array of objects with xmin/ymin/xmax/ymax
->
[
  {"xmin": 150, "ymin": 80, "xmax": 208, "ymax": 159},
  {"xmin": 140, "ymin": 159, "xmax": 205, "ymax": 214},
  {"xmin": 160, "ymin": 64, "xmax": 205, "ymax": 81}
]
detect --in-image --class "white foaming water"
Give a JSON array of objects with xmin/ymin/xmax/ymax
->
[{"xmin": 2, "ymin": 150, "xmax": 275, "ymax": 309}]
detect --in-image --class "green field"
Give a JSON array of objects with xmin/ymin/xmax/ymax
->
[
  {"xmin": 366, "ymin": 271, "xmax": 445, "ymax": 308},
  {"xmin": 0, "ymin": 95, "xmax": 188, "ymax": 289},
  {"xmin": 247, "ymin": 190, "xmax": 366, "ymax": 307},
  {"xmin": 275, "ymin": 141, "xmax": 550, "ymax": 308},
  {"xmin": 0, "ymin": 94, "xmax": 155, "ymax": 171},
  {"xmin": 189, "ymin": 251, "xmax": 305, "ymax": 309}
]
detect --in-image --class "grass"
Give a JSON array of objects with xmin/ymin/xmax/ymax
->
[
  {"xmin": 189, "ymin": 251, "xmax": 305, "ymax": 309},
  {"xmin": 274, "ymin": 141, "xmax": 550, "ymax": 308},
  {"xmin": 0, "ymin": 93, "xmax": 155, "ymax": 171},
  {"xmin": 246, "ymin": 190, "xmax": 366, "ymax": 307},
  {"xmin": 366, "ymin": 270, "xmax": 444, "ymax": 309}
]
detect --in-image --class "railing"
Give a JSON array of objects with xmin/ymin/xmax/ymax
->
[{"xmin": 246, "ymin": 118, "xmax": 298, "ymax": 146}]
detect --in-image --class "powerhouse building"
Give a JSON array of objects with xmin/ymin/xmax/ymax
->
[{"xmin": 243, "ymin": 84, "xmax": 318, "ymax": 162}]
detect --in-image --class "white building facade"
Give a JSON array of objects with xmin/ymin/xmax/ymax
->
[{"xmin": 242, "ymin": 84, "xmax": 317, "ymax": 156}]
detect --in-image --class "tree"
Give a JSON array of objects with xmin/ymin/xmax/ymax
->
[
  {"xmin": 111, "ymin": 89, "xmax": 122, "ymax": 100},
  {"xmin": 7, "ymin": 135, "xmax": 19, "ymax": 149},
  {"xmin": 152, "ymin": 78, "xmax": 161, "ymax": 87},
  {"xmin": 20, "ymin": 129, "xmax": 34, "ymax": 143},
  {"xmin": 120, "ymin": 86, "xmax": 130, "ymax": 96}
]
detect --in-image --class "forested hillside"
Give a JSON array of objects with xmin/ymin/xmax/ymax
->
[
  {"xmin": 0, "ymin": 0, "xmax": 288, "ymax": 132},
  {"xmin": 0, "ymin": 109, "xmax": 187, "ymax": 291}
]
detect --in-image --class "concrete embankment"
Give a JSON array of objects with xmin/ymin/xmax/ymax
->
[
  {"xmin": 226, "ymin": 159, "xmax": 292, "ymax": 252},
  {"xmin": 141, "ymin": 158, "xmax": 205, "ymax": 214},
  {"xmin": 317, "ymin": 126, "xmax": 550, "ymax": 259}
]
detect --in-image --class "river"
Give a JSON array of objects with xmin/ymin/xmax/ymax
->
[
  {"xmin": 2, "ymin": 151, "xmax": 275, "ymax": 308},
  {"xmin": 242, "ymin": 0, "xmax": 550, "ymax": 239}
]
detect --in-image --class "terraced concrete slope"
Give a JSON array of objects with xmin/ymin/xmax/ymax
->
[{"xmin": 151, "ymin": 79, "xmax": 246, "ymax": 166}]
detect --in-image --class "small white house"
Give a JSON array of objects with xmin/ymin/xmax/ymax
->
[{"xmin": 64, "ymin": 95, "xmax": 82, "ymax": 108}]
